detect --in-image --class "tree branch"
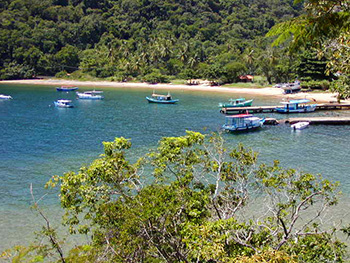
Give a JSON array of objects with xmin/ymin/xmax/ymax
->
[{"xmin": 30, "ymin": 184, "xmax": 66, "ymax": 263}]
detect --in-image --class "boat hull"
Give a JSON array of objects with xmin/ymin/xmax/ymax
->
[
  {"xmin": 275, "ymin": 106, "xmax": 316, "ymax": 114},
  {"xmin": 56, "ymin": 87, "xmax": 78, "ymax": 91},
  {"xmin": 77, "ymin": 93, "xmax": 104, "ymax": 100},
  {"xmin": 77, "ymin": 96, "xmax": 104, "ymax": 100},
  {"xmin": 291, "ymin": 122, "xmax": 309, "ymax": 130},
  {"xmin": 54, "ymin": 101, "xmax": 74, "ymax": 108},
  {"xmin": 222, "ymin": 124, "xmax": 263, "ymax": 132},
  {"xmin": 146, "ymin": 97, "xmax": 179, "ymax": 104},
  {"xmin": 222, "ymin": 118, "xmax": 265, "ymax": 133},
  {"xmin": 219, "ymin": 99, "xmax": 253, "ymax": 108},
  {"xmin": 0, "ymin": 95, "xmax": 12, "ymax": 99}
]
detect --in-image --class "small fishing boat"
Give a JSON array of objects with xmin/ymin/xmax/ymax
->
[
  {"xmin": 282, "ymin": 83, "xmax": 301, "ymax": 94},
  {"xmin": 56, "ymin": 85, "xmax": 78, "ymax": 91},
  {"xmin": 76, "ymin": 90, "xmax": 104, "ymax": 100},
  {"xmin": 146, "ymin": 93, "xmax": 179, "ymax": 104},
  {"xmin": 276, "ymin": 99, "xmax": 316, "ymax": 113},
  {"xmin": 222, "ymin": 113, "xmax": 265, "ymax": 132},
  {"xmin": 0, "ymin": 94, "xmax": 13, "ymax": 99},
  {"xmin": 291, "ymin": 122, "xmax": 310, "ymax": 130},
  {"xmin": 274, "ymin": 80, "xmax": 301, "ymax": 94},
  {"xmin": 54, "ymin": 99, "xmax": 74, "ymax": 108},
  {"xmin": 218, "ymin": 98, "xmax": 253, "ymax": 108}
]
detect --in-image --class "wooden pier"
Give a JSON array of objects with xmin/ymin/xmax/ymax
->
[
  {"xmin": 284, "ymin": 117, "xmax": 350, "ymax": 125},
  {"xmin": 220, "ymin": 103, "xmax": 350, "ymax": 114},
  {"xmin": 220, "ymin": 106, "xmax": 277, "ymax": 114}
]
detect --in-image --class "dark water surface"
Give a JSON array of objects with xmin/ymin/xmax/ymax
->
[{"xmin": 1, "ymin": 84, "xmax": 350, "ymax": 251}]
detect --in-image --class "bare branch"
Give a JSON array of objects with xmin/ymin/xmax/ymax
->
[{"xmin": 30, "ymin": 184, "xmax": 66, "ymax": 263}]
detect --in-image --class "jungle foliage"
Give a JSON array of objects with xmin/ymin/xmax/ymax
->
[
  {"xmin": 2, "ymin": 132, "xmax": 348, "ymax": 262},
  {"xmin": 0, "ymin": 0, "xmax": 304, "ymax": 83},
  {"xmin": 267, "ymin": 0, "xmax": 350, "ymax": 97}
]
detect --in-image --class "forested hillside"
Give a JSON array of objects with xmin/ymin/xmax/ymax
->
[{"xmin": 1, "ymin": 0, "xmax": 303, "ymax": 81}]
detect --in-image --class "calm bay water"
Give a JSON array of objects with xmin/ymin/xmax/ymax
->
[{"xmin": 1, "ymin": 84, "xmax": 350, "ymax": 251}]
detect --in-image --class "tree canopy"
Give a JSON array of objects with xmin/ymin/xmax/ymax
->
[
  {"xmin": 0, "ymin": 0, "xmax": 303, "ymax": 82},
  {"xmin": 267, "ymin": 0, "xmax": 350, "ymax": 97}
]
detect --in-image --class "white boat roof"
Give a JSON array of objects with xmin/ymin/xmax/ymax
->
[
  {"xmin": 152, "ymin": 93, "xmax": 171, "ymax": 97},
  {"xmin": 281, "ymin": 99, "xmax": 310, "ymax": 104},
  {"xmin": 57, "ymin": 99, "xmax": 72, "ymax": 102},
  {"xmin": 87, "ymin": 90, "xmax": 103, "ymax": 93},
  {"xmin": 83, "ymin": 90, "xmax": 103, "ymax": 94}
]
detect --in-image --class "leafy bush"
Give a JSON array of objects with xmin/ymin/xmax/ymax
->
[
  {"xmin": 142, "ymin": 69, "xmax": 170, "ymax": 84},
  {"xmin": 301, "ymin": 80, "xmax": 331, "ymax": 90},
  {"xmin": 330, "ymin": 76, "xmax": 350, "ymax": 100},
  {"xmin": 224, "ymin": 61, "xmax": 247, "ymax": 83},
  {"xmin": 0, "ymin": 62, "xmax": 35, "ymax": 80},
  {"xmin": 55, "ymin": 70, "xmax": 69, "ymax": 78}
]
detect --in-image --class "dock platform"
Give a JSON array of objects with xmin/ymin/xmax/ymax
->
[
  {"xmin": 220, "ymin": 103, "xmax": 350, "ymax": 114},
  {"xmin": 284, "ymin": 117, "xmax": 350, "ymax": 125}
]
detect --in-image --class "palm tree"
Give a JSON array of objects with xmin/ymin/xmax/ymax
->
[{"xmin": 243, "ymin": 49, "xmax": 255, "ymax": 74}]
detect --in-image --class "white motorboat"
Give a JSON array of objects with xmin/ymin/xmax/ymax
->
[
  {"xmin": 76, "ymin": 90, "xmax": 104, "ymax": 100},
  {"xmin": 0, "ymin": 94, "xmax": 13, "ymax": 99},
  {"xmin": 54, "ymin": 99, "xmax": 74, "ymax": 108},
  {"xmin": 291, "ymin": 122, "xmax": 309, "ymax": 130}
]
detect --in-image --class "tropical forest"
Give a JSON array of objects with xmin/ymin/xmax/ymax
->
[
  {"xmin": 1, "ymin": 0, "xmax": 350, "ymax": 262},
  {"xmin": 1, "ymin": 0, "xmax": 347, "ymax": 91}
]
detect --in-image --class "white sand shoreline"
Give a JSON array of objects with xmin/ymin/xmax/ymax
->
[{"xmin": 0, "ymin": 78, "xmax": 344, "ymax": 103}]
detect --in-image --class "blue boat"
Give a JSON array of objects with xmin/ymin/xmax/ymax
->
[
  {"xmin": 276, "ymin": 99, "xmax": 316, "ymax": 113},
  {"xmin": 146, "ymin": 93, "xmax": 179, "ymax": 104},
  {"xmin": 222, "ymin": 113, "xmax": 265, "ymax": 132},
  {"xmin": 54, "ymin": 99, "xmax": 74, "ymax": 108},
  {"xmin": 56, "ymin": 86, "xmax": 79, "ymax": 91}
]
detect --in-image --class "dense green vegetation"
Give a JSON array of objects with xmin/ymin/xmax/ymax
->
[
  {"xmin": 268, "ymin": 0, "xmax": 349, "ymax": 98},
  {"xmin": 2, "ymin": 132, "xmax": 348, "ymax": 262},
  {"xmin": 1, "ymin": 0, "xmax": 305, "ymax": 83}
]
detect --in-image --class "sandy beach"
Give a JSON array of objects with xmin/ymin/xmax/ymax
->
[{"xmin": 0, "ymin": 78, "xmax": 344, "ymax": 103}]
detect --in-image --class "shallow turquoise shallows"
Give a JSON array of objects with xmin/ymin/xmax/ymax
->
[{"xmin": 1, "ymin": 84, "xmax": 350, "ymax": 251}]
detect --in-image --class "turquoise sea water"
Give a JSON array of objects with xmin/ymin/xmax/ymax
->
[{"xmin": 1, "ymin": 84, "xmax": 350, "ymax": 251}]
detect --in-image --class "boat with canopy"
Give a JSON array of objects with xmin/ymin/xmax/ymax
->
[{"xmin": 146, "ymin": 92, "xmax": 179, "ymax": 104}]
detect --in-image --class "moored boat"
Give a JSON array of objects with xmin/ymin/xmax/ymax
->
[
  {"xmin": 0, "ymin": 94, "xmax": 13, "ymax": 99},
  {"xmin": 222, "ymin": 113, "xmax": 265, "ymax": 132},
  {"xmin": 76, "ymin": 90, "xmax": 104, "ymax": 100},
  {"xmin": 146, "ymin": 93, "xmax": 179, "ymax": 104},
  {"xmin": 291, "ymin": 122, "xmax": 310, "ymax": 130},
  {"xmin": 56, "ymin": 85, "xmax": 78, "ymax": 91},
  {"xmin": 282, "ymin": 83, "xmax": 301, "ymax": 94},
  {"xmin": 218, "ymin": 98, "xmax": 253, "ymax": 108},
  {"xmin": 274, "ymin": 80, "xmax": 301, "ymax": 94},
  {"xmin": 54, "ymin": 99, "xmax": 74, "ymax": 108},
  {"xmin": 276, "ymin": 99, "xmax": 316, "ymax": 113}
]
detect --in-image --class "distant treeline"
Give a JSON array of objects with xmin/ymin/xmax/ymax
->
[{"xmin": 1, "ymin": 0, "xmax": 329, "ymax": 83}]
